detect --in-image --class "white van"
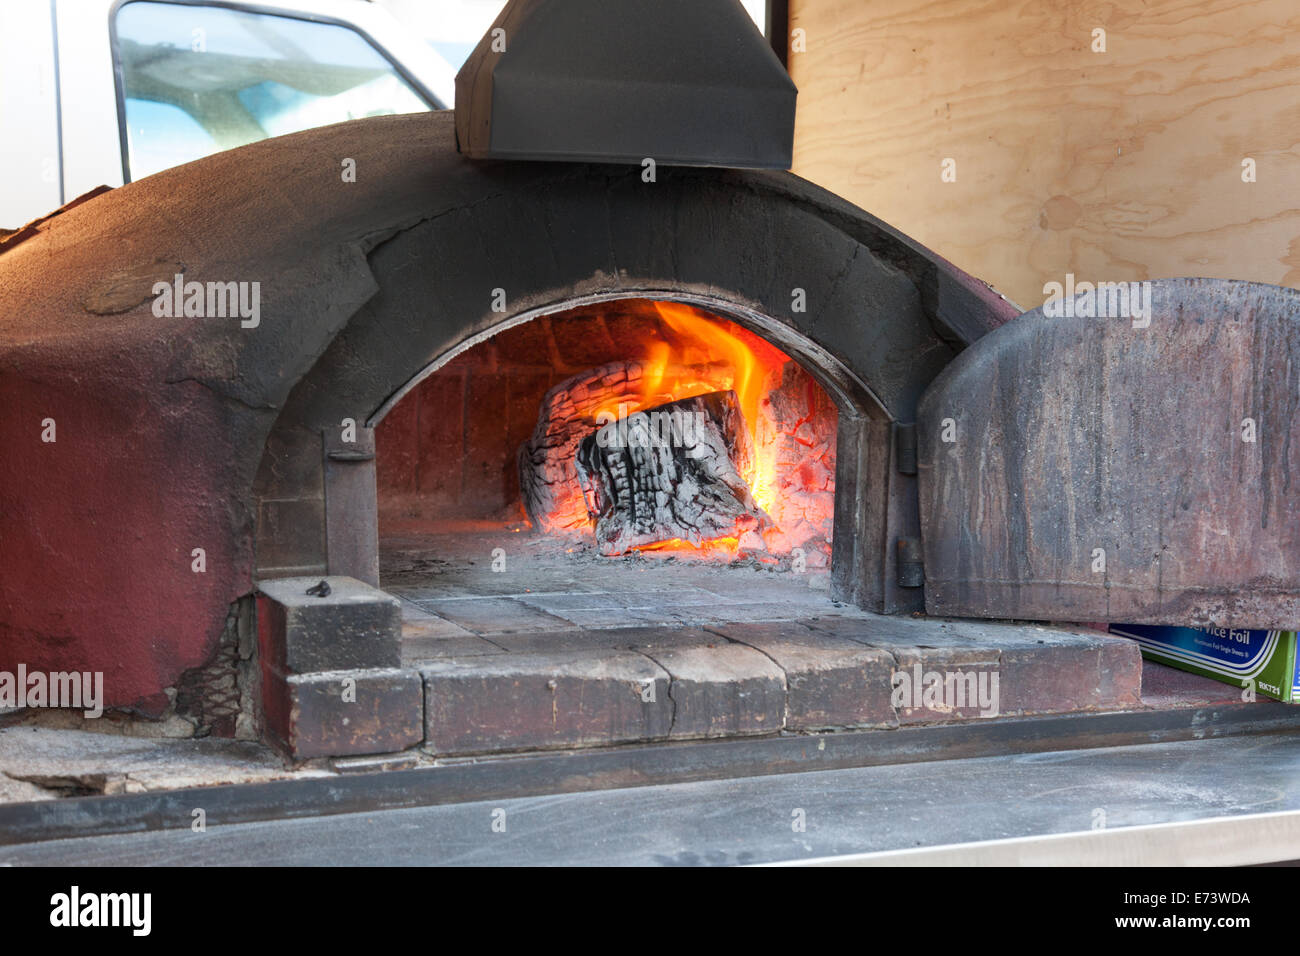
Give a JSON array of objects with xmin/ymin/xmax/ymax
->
[{"xmin": 1, "ymin": 0, "xmax": 457, "ymax": 226}]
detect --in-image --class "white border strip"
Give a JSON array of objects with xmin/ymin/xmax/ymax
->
[{"xmin": 764, "ymin": 809, "xmax": 1300, "ymax": 867}]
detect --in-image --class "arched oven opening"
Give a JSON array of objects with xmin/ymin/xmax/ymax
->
[{"xmin": 373, "ymin": 296, "xmax": 841, "ymax": 630}]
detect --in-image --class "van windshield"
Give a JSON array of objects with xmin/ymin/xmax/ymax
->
[{"xmin": 114, "ymin": 1, "xmax": 434, "ymax": 179}]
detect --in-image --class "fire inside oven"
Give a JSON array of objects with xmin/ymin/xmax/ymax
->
[{"xmin": 375, "ymin": 298, "xmax": 836, "ymax": 571}]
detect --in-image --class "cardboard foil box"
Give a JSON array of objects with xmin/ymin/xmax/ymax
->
[{"xmin": 1109, "ymin": 624, "xmax": 1300, "ymax": 703}]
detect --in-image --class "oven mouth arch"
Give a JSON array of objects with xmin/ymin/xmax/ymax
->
[{"xmin": 364, "ymin": 289, "xmax": 891, "ymax": 431}]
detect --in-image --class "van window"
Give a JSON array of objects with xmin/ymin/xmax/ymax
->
[{"xmin": 113, "ymin": 1, "xmax": 433, "ymax": 180}]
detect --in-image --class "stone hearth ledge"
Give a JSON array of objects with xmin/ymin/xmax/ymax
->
[
  {"xmin": 412, "ymin": 616, "xmax": 1142, "ymax": 757},
  {"xmin": 255, "ymin": 575, "xmax": 1141, "ymax": 759}
]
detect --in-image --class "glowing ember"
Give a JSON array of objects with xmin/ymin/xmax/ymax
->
[{"xmin": 636, "ymin": 537, "xmax": 741, "ymax": 556}]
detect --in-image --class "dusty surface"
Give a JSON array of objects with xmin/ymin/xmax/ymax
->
[
  {"xmin": 0, "ymin": 725, "xmax": 330, "ymax": 801},
  {"xmin": 379, "ymin": 522, "xmax": 835, "ymax": 604},
  {"xmin": 6, "ymin": 732, "xmax": 1297, "ymax": 866}
]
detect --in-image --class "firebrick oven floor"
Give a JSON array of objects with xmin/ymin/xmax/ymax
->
[{"xmin": 380, "ymin": 523, "xmax": 843, "ymax": 659}]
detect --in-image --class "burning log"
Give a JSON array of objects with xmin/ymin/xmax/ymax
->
[
  {"xmin": 574, "ymin": 390, "xmax": 769, "ymax": 555},
  {"xmin": 518, "ymin": 359, "xmax": 733, "ymax": 537}
]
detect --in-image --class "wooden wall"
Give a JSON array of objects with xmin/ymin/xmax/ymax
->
[{"xmin": 788, "ymin": 0, "xmax": 1300, "ymax": 310}]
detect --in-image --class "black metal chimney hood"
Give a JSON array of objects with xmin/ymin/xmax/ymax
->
[{"xmin": 454, "ymin": 0, "xmax": 797, "ymax": 169}]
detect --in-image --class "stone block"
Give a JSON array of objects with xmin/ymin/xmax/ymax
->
[
  {"xmin": 261, "ymin": 667, "xmax": 423, "ymax": 760},
  {"xmin": 806, "ymin": 614, "xmax": 1142, "ymax": 722},
  {"xmin": 258, "ymin": 575, "xmax": 401, "ymax": 673},
  {"xmin": 641, "ymin": 643, "xmax": 786, "ymax": 739},
  {"xmin": 421, "ymin": 650, "xmax": 671, "ymax": 755},
  {"xmin": 709, "ymin": 621, "xmax": 896, "ymax": 729},
  {"xmin": 999, "ymin": 633, "xmax": 1143, "ymax": 716}
]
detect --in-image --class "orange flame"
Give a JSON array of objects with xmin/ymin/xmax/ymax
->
[{"xmin": 590, "ymin": 300, "xmax": 785, "ymax": 519}]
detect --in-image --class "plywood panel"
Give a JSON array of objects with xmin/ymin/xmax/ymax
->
[{"xmin": 789, "ymin": 0, "xmax": 1300, "ymax": 309}]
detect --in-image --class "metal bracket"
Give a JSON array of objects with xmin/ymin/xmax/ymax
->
[
  {"xmin": 897, "ymin": 537, "xmax": 924, "ymax": 588},
  {"xmin": 321, "ymin": 426, "xmax": 379, "ymax": 586},
  {"xmin": 894, "ymin": 422, "xmax": 917, "ymax": 475}
]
